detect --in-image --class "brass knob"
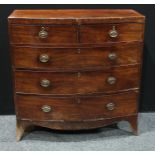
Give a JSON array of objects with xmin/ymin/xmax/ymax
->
[
  {"xmin": 107, "ymin": 76, "xmax": 117, "ymax": 85},
  {"xmin": 109, "ymin": 26, "xmax": 118, "ymax": 38},
  {"xmin": 39, "ymin": 54, "xmax": 50, "ymax": 63},
  {"xmin": 106, "ymin": 103, "xmax": 115, "ymax": 111},
  {"xmin": 108, "ymin": 53, "xmax": 117, "ymax": 60},
  {"xmin": 41, "ymin": 105, "xmax": 52, "ymax": 113},
  {"xmin": 38, "ymin": 27, "xmax": 48, "ymax": 39},
  {"xmin": 40, "ymin": 79, "xmax": 51, "ymax": 88}
]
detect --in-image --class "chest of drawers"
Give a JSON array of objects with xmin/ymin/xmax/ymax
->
[{"xmin": 8, "ymin": 9, "xmax": 145, "ymax": 141}]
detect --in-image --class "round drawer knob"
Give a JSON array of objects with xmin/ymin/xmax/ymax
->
[
  {"xmin": 107, "ymin": 76, "xmax": 117, "ymax": 85},
  {"xmin": 41, "ymin": 105, "xmax": 52, "ymax": 113},
  {"xmin": 108, "ymin": 53, "xmax": 117, "ymax": 60},
  {"xmin": 39, "ymin": 54, "xmax": 50, "ymax": 63},
  {"xmin": 109, "ymin": 26, "xmax": 118, "ymax": 38},
  {"xmin": 40, "ymin": 79, "xmax": 51, "ymax": 88},
  {"xmin": 106, "ymin": 103, "xmax": 115, "ymax": 111},
  {"xmin": 38, "ymin": 27, "xmax": 48, "ymax": 39}
]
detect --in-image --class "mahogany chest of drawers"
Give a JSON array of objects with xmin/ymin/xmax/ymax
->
[{"xmin": 8, "ymin": 9, "xmax": 145, "ymax": 141}]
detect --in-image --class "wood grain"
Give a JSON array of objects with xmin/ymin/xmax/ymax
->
[
  {"xmin": 16, "ymin": 91, "xmax": 138, "ymax": 121},
  {"xmin": 9, "ymin": 25, "xmax": 78, "ymax": 45},
  {"xmin": 12, "ymin": 43, "xmax": 142, "ymax": 71},
  {"xmin": 80, "ymin": 23, "xmax": 144, "ymax": 44},
  {"xmin": 14, "ymin": 65, "xmax": 140, "ymax": 95},
  {"xmin": 16, "ymin": 115, "xmax": 138, "ymax": 137},
  {"xmin": 10, "ymin": 23, "xmax": 144, "ymax": 45},
  {"xmin": 8, "ymin": 9, "xmax": 145, "ymax": 24}
]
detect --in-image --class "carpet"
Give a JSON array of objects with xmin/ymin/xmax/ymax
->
[{"xmin": 0, "ymin": 113, "xmax": 155, "ymax": 151}]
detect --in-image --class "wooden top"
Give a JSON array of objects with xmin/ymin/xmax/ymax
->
[{"xmin": 8, "ymin": 9, "xmax": 145, "ymax": 24}]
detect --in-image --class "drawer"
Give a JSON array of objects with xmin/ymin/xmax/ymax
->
[
  {"xmin": 12, "ymin": 43, "xmax": 142, "ymax": 70},
  {"xmin": 80, "ymin": 23, "xmax": 144, "ymax": 44},
  {"xmin": 16, "ymin": 91, "xmax": 138, "ymax": 121},
  {"xmin": 9, "ymin": 25, "xmax": 77, "ymax": 45},
  {"xmin": 14, "ymin": 65, "xmax": 140, "ymax": 95}
]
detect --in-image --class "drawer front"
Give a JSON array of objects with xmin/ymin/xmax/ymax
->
[
  {"xmin": 10, "ymin": 25, "xmax": 77, "ymax": 45},
  {"xmin": 80, "ymin": 23, "xmax": 144, "ymax": 44},
  {"xmin": 12, "ymin": 43, "xmax": 142, "ymax": 70},
  {"xmin": 15, "ymin": 65, "xmax": 140, "ymax": 95},
  {"xmin": 16, "ymin": 91, "xmax": 138, "ymax": 121}
]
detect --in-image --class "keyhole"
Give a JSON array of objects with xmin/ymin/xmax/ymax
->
[
  {"xmin": 77, "ymin": 49, "xmax": 81, "ymax": 54},
  {"xmin": 77, "ymin": 72, "xmax": 81, "ymax": 78},
  {"xmin": 77, "ymin": 98, "xmax": 81, "ymax": 104}
]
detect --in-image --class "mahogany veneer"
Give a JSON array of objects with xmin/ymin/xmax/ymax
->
[{"xmin": 8, "ymin": 9, "xmax": 145, "ymax": 141}]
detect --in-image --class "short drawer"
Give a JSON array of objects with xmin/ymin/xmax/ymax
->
[
  {"xmin": 12, "ymin": 43, "xmax": 142, "ymax": 70},
  {"xmin": 14, "ymin": 65, "xmax": 140, "ymax": 95},
  {"xmin": 9, "ymin": 25, "xmax": 77, "ymax": 45},
  {"xmin": 16, "ymin": 91, "xmax": 138, "ymax": 121},
  {"xmin": 80, "ymin": 23, "xmax": 144, "ymax": 44}
]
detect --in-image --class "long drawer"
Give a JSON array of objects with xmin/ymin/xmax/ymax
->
[
  {"xmin": 14, "ymin": 65, "xmax": 140, "ymax": 95},
  {"xmin": 16, "ymin": 91, "xmax": 138, "ymax": 121},
  {"xmin": 12, "ymin": 43, "xmax": 142, "ymax": 70}
]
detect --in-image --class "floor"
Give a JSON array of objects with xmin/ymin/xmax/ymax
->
[{"xmin": 0, "ymin": 113, "xmax": 155, "ymax": 151}]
